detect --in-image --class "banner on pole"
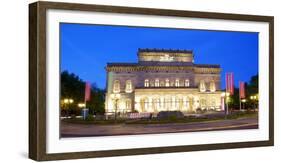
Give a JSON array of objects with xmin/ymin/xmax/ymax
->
[
  {"xmin": 84, "ymin": 82, "xmax": 91, "ymax": 102},
  {"xmin": 225, "ymin": 72, "xmax": 234, "ymax": 95},
  {"xmin": 239, "ymin": 81, "xmax": 246, "ymax": 99}
]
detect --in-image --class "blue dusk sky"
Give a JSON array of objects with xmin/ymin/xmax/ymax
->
[{"xmin": 60, "ymin": 23, "xmax": 258, "ymax": 89}]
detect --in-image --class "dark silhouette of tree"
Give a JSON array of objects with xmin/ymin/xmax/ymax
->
[
  {"xmin": 246, "ymin": 74, "xmax": 258, "ymax": 96},
  {"xmin": 61, "ymin": 70, "xmax": 105, "ymax": 115}
]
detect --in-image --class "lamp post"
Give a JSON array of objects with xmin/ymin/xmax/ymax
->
[
  {"xmin": 110, "ymin": 93, "xmax": 121, "ymax": 122},
  {"xmin": 78, "ymin": 103, "xmax": 87, "ymax": 120},
  {"xmin": 221, "ymin": 92, "xmax": 230, "ymax": 116},
  {"xmin": 63, "ymin": 98, "xmax": 74, "ymax": 117},
  {"xmin": 250, "ymin": 95, "xmax": 258, "ymax": 110},
  {"xmin": 241, "ymin": 99, "xmax": 246, "ymax": 110}
]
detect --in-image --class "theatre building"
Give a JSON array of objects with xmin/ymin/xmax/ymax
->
[{"xmin": 105, "ymin": 48, "xmax": 222, "ymax": 114}]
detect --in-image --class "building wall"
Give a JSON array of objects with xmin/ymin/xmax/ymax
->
[{"xmin": 105, "ymin": 68, "xmax": 222, "ymax": 113}]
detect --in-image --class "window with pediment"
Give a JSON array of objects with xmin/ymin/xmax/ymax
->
[
  {"xmin": 199, "ymin": 80, "xmax": 206, "ymax": 92},
  {"xmin": 185, "ymin": 79, "xmax": 190, "ymax": 87},
  {"xmin": 113, "ymin": 80, "xmax": 120, "ymax": 93},
  {"xmin": 210, "ymin": 80, "xmax": 216, "ymax": 92},
  {"xmin": 125, "ymin": 80, "xmax": 133, "ymax": 93}
]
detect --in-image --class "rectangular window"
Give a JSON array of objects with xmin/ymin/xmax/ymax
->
[
  {"xmin": 144, "ymin": 79, "xmax": 149, "ymax": 87},
  {"xmin": 185, "ymin": 79, "xmax": 190, "ymax": 87},
  {"xmin": 175, "ymin": 79, "xmax": 180, "ymax": 87},
  {"xmin": 155, "ymin": 79, "xmax": 160, "ymax": 87}
]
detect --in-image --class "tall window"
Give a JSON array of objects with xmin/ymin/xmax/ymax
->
[
  {"xmin": 175, "ymin": 79, "xmax": 180, "ymax": 87},
  {"xmin": 144, "ymin": 79, "xmax": 149, "ymax": 87},
  {"xmin": 125, "ymin": 80, "xmax": 133, "ymax": 93},
  {"xmin": 210, "ymin": 81, "xmax": 216, "ymax": 92},
  {"xmin": 171, "ymin": 96, "xmax": 176, "ymax": 109},
  {"xmin": 185, "ymin": 79, "xmax": 190, "ymax": 87},
  {"xmin": 199, "ymin": 80, "xmax": 206, "ymax": 92},
  {"xmin": 183, "ymin": 97, "xmax": 189, "ymax": 108},
  {"xmin": 125, "ymin": 99, "xmax": 131, "ymax": 111},
  {"xmin": 153, "ymin": 98, "xmax": 160, "ymax": 112},
  {"xmin": 155, "ymin": 79, "xmax": 160, "ymax": 87},
  {"xmin": 113, "ymin": 80, "xmax": 120, "ymax": 93},
  {"xmin": 165, "ymin": 79, "xmax": 170, "ymax": 87},
  {"xmin": 144, "ymin": 98, "xmax": 149, "ymax": 111}
]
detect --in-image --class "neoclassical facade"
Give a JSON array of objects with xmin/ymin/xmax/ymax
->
[{"xmin": 105, "ymin": 49, "xmax": 222, "ymax": 113}]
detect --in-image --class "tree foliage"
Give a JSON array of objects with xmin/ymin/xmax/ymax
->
[
  {"xmin": 61, "ymin": 71, "xmax": 105, "ymax": 116},
  {"xmin": 246, "ymin": 74, "xmax": 258, "ymax": 96}
]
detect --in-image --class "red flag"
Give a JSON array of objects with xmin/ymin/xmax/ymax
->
[
  {"xmin": 84, "ymin": 82, "xmax": 91, "ymax": 102},
  {"xmin": 225, "ymin": 72, "xmax": 234, "ymax": 95},
  {"xmin": 239, "ymin": 81, "xmax": 246, "ymax": 99}
]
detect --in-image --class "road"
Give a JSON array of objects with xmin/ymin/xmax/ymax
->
[{"xmin": 61, "ymin": 117, "xmax": 258, "ymax": 138}]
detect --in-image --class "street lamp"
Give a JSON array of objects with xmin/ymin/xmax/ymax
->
[
  {"xmin": 221, "ymin": 92, "xmax": 230, "ymax": 116},
  {"xmin": 250, "ymin": 95, "xmax": 258, "ymax": 110},
  {"xmin": 62, "ymin": 98, "xmax": 74, "ymax": 117},
  {"xmin": 241, "ymin": 99, "xmax": 246, "ymax": 110},
  {"xmin": 78, "ymin": 103, "xmax": 86, "ymax": 108},
  {"xmin": 110, "ymin": 93, "xmax": 121, "ymax": 121}
]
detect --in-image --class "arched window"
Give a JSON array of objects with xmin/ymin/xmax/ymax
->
[
  {"xmin": 165, "ymin": 79, "xmax": 170, "ymax": 87},
  {"xmin": 175, "ymin": 79, "xmax": 180, "ymax": 87},
  {"xmin": 185, "ymin": 79, "xmax": 190, "ymax": 87},
  {"xmin": 210, "ymin": 80, "xmax": 216, "ymax": 92},
  {"xmin": 144, "ymin": 79, "xmax": 149, "ymax": 87},
  {"xmin": 199, "ymin": 80, "xmax": 206, "ymax": 92},
  {"xmin": 113, "ymin": 80, "xmax": 120, "ymax": 93},
  {"xmin": 125, "ymin": 80, "xmax": 133, "ymax": 93},
  {"xmin": 155, "ymin": 79, "xmax": 160, "ymax": 87},
  {"xmin": 153, "ymin": 98, "xmax": 160, "ymax": 112}
]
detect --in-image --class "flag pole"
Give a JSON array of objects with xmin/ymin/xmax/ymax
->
[
  {"xmin": 239, "ymin": 81, "xmax": 241, "ymax": 111},
  {"xmin": 225, "ymin": 73, "xmax": 228, "ymax": 116},
  {"xmin": 239, "ymin": 98, "xmax": 241, "ymax": 111}
]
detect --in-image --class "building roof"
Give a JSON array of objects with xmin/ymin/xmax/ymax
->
[
  {"xmin": 106, "ymin": 62, "xmax": 220, "ymax": 68},
  {"xmin": 137, "ymin": 48, "xmax": 193, "ymax": 55}
]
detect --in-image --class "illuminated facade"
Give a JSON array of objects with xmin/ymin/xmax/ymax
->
[{"xmin": 105, "ymin": 49, "xmax": 222, "ymax": 113}]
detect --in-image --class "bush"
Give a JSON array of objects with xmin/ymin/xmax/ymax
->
[
  {"xmin": 157, "ymin": 111, "xmax": 184, "ymax": 120},
  {"xmin": 70, "ymin": 114, "xmax": 76, "ymax": 119},
  {"xmin": 196, "ymin": 108, "xmax": 208, "ymax": 114},
  {"xmin": 85, "ymin": 114, "xmax": 95, "ymax": 121},
  {"xmin": 196, "ymin": 108, "xmax": 202, "ymax": 113}
]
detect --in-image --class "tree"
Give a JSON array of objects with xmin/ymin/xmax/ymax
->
[
  {"xmin": 87, "ymin": 84, "xmax": 106, "ymax": 115},
  {"xmin": 61, "ymin": 70, "xmax": 105, "ymax": 116},
  {"xmin": 228, "ymin": 88, "xmax": 240, "ymax": 109},
  {"xmin": 246, "ymin": 74, "xmax": 258, "ymax": 96}
]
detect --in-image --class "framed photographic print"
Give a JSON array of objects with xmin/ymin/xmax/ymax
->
[{"xmin": 29, "ymin": 1, "xmax": 274, "ymax": 161}]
